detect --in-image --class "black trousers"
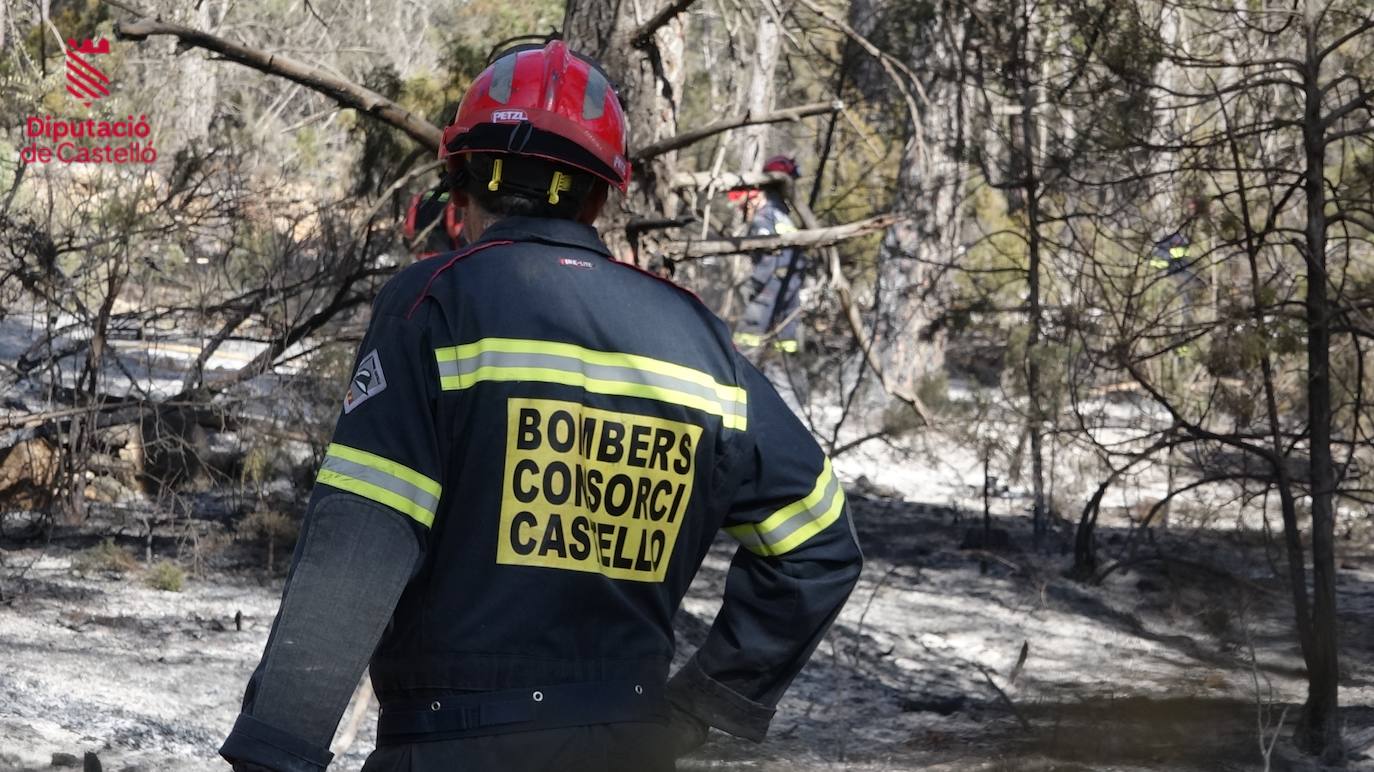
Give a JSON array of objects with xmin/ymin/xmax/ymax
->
[{"xmin": 360, "ymin": 721, "xmax": 678, "ymax": 772}]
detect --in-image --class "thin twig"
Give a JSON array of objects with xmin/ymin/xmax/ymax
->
[
  {"xmin": 635, "ymin": 101, "xmax": 842, "ymax": 162},
  {"xmin": 848, "ymin": 566, "xmax": 902, "ymax": 666},
  {"xmin": 977, "ymin": 665, "xmax": 1032, "ymax": 731}
]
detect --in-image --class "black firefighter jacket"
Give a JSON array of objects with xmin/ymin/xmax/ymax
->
[{"xmin": 220, "ymin": 216, "xmax": 863, "ymax": 770}]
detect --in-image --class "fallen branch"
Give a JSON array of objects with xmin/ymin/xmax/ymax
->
[
  {"xmin": 0, "ymin": 401, "xmax": 140, "ymax": 430},
  {"xmin": 636, "ymin": 101, "xmax": 843, "ymax": 162},
  {"xmin": 109, "ymin": 9, "xmax": 441, "ymax": 150},
  {"xmin": 626, "ymin": 215, "xmax": 697, "ymax": 234},
  {"xmin": 2, "ymin": 266, "xmax": 381, "ymax": 452},
  {"xmin": 660, "ymin": 214, "xmax": 894, "ymax": 258},
  {"xmin": 1096, "ymin": 554, "xmax": 1284, "ymax": 599},
  {"xmin": 673, "ymin": 169, "xmax": 794, "ymax": 191}
]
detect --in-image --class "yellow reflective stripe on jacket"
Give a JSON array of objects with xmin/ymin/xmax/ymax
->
[
  {"xmin": 733, "ymin": 331, "xmax": 763, "ymax": 347},
  {"xmin": 733, "ymin": 332, "xmax": 796, "ymax": 353},
  {"xmin": 316, "ymin": 443, "xmax": 442, "ymax": 527},
  {"xmin": 726, "ymin": 459, "xmax": 846, "ymax": 557},
  {"xmin": 434, "ymin": 338, "xmax": 748, "ymax": 430}
]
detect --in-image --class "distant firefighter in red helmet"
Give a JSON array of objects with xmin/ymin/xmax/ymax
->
[
  {"xmin": 220, "ymin": 40, "xmax": 860, "ymax": 772},
  {"xmin": 402, "ymin": 186, "xmax": 465, "ymax": 258},
  {"xmin": 731, "ymin": 155, "xmax": 805, "ymax": 353}
]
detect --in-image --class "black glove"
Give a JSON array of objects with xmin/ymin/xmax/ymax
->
[{"xmin": 667, "ymin": 701, "xmax": 709, "ymax": 757}]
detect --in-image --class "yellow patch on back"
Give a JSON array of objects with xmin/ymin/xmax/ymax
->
[{"xmin": 497, "ymin": 398, "xmax": 701, "ymax": 583}]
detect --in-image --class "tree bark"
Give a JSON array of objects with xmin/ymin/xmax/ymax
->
[
  {"xmin": 564, "ymin": 0, "xmax": 689, "ymax": 261},
  {"xmin": 1296, "ymin": 0, "xmax": 1342, "ymax": 758},
  {"xmin": 167, "ymin": 0, "xmax": 220, "ymax": 155},
  {"xmin": 791, "ymin": 196, "xmax": 931, "ymax": 425},
  {"xmin": 737, "ymin": 10, "xmax": 781, "ymax": 172},
  {"xmin": 1015, "ymin": 0, "xmax": 1047, "ymax": 540},
  {"xmin": 1217, "ymin": 66, "xmax": 1319, "ymax": 727},
  {"xmin": 858, "ymin": 0, "xmax": 957, "ymax": 399}
]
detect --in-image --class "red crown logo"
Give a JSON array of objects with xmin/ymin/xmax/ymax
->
[{"xmin": 66, "ymin": 37, "xmax": 111, "ymax": 107}]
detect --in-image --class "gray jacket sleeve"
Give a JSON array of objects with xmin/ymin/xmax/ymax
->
[
  {"xmin": 221, "ymin": 274, "xmax": 445, "ymax": 770},
  {"xmin": 218, "ymin": 491, "xmax": 422, "ymax": 771}
]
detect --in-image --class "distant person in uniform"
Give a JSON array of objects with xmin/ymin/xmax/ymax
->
[
  {"xmin": 403, "ymin": 186, "xmax": 465, "ymax": 258},
  {"xmin": 1148, "ymin": 231, "xmax": 1192, "ymax": 279},
  {"xmin": 730, "ymin": 155, "xmax": 805, "ymax": 354},
  {"xmin": 1148, "ymin": 229, "xmax": 1206, "ymax": 329}
]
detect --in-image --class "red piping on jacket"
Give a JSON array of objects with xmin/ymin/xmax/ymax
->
[
  {"xmin": 405, "ymin": 240, "xmax": 514, "ymax": 319},
  {"xmin": 610, "ymin": 258, "xmax": 705, "ymax": 305}
]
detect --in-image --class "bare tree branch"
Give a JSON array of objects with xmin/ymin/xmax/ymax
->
[
  {"xmin": 109, "ymin": 10, "xmax": 442, "ymax": 150},
  {"xmin": 635, "ymin": 101, "xmax": 843, "ymax": 163},
  {"xmin": 672, "ymin": 169, "xmax": 794, "ymax": 190},
  {"xmin": 660, "ymin": 214, "xmax": 895, "ymax": 258},
  {"xmin": 792, "ymin": 0, "xmax": 927, "ymax": 149}
]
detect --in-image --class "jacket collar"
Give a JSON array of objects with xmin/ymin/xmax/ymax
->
[{"xmin": 475, "ymin": 216, "xmax": 613, "ymax": 258}]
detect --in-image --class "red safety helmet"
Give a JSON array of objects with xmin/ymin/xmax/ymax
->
[
  {"xmin": 762, "ymin": 154, "xmax": 800, "ymax": 178},
  {"xmin": 727, "ymin": 189, "xmax": 763, "ymax": 203},
  {"xmin": 404, "ymin": 190, "xmax": 464, "ymax": 257},
  {"xmin": 441, "ymin": 40, "xmax": 630, "ymax": 191}
]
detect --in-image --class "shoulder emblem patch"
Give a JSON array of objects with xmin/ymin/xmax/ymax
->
[{"xmin": 343, "ymin": 350, "xmax": 387, "ymax": 414}]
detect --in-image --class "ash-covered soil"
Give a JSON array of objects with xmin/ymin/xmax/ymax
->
[{"xmin": 1, "ymin": 489, "xmax": 1371, "ymax": 772}]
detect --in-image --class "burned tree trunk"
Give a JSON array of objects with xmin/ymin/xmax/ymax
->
[
  {"xmin": 736, "ymin": 11, "xmax": 780, "ymax": 172},
  {"xmin": 1295, "ymin": 1, "xmax": 1341, "ymax": 756},
  {"xmin": 563, "ymin": 0, "xmax": 692, "ymax": 261}
]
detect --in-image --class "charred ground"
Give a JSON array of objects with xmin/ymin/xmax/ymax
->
[{"xmin": 1, "ymin": 482, "xmax": 1370, "ymax": 771}]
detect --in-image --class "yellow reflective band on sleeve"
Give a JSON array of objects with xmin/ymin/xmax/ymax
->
[
  {"xmin": 315, "ymin": 443, "xmax": 442, "ymax": 528},
  {"xmin": 732, "ymin": 332, "xmax": 763, "ymax": 347},
  {"xmin": 1169, "ymin": 246, "xmax": 1189, "ymax": 260},
  {"xmin": 773, "ymin": 339, "xmax": 799, "ymax": 353},
  {"xmin": 726, "ymin": 459, "xmax": 846, "ymax": 557},
  {"xmin": 434, "ymin": 338, "xmax": 748, "ymax": 431}
]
